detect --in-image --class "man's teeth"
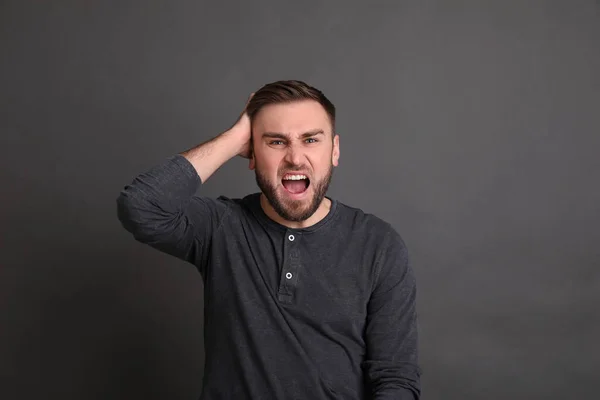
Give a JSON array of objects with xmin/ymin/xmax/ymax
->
[{"xmin": 283, "ymin": 175, "xmax": 307, "ymax": 180}]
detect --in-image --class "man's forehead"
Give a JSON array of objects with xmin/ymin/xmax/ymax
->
[
  {"xmin": 253, "ymin": 117, "xmax": 332, "ymax": 137},
  {"xmin": 253, "ymin": 101, "xmax": 330, "ymax": 128}
]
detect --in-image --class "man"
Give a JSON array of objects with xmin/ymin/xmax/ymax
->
[{"xmin": 117, "ymin": 80, "xmax": 421, "ymax": 399}]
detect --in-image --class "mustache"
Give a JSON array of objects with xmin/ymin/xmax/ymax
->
[{"xmin": 278, "ymin": 162, "xmax": 310, "ymax": 174}]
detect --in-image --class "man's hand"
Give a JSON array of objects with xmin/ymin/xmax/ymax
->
[
  {"xmin": 227, "ymin": 92, "xmax": 254, "ymax": 159},
  {"xmin": 181, "ymin": 92, "xmax": 255, "ymax": 182}
]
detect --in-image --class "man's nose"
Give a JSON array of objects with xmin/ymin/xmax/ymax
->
[{"xmin": 284, "ymin": 146, "xmax": 303, "ymax": 166}]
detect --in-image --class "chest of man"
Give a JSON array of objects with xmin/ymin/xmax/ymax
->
[{"xmin": 202, "ymin": 214, "xmax": 380, "ymax": 338}]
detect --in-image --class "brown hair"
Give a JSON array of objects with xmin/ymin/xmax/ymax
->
[{"xmin": 246, "ymin": 80, "xmax": 336, "ymax": 132}]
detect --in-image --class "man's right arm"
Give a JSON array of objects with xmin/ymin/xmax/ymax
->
[{"xmin": 116, "ymin": 98, "xmax": 252, "ymax": 267}]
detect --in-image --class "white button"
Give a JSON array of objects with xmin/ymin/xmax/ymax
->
[
  {"xmin": 288, "ymin": 234, "xmax": 295, "ymax": 241},
  {"xmin": 286, "ymin": 272, "xmax": 293, "ymax": 279}
]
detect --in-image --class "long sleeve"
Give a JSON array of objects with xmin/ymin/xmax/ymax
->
[
  {"xmin": 362, "ymin": 228, "xmax": 421, "ymax": 399},
  {"xmin": 116, "ymin": 154, "xmax": 231, "ymax": 274}
]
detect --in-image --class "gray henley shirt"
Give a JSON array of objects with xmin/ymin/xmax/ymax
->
[{"xmin": 116, "ymin": 154, "xmax": 421, "ymax": 399}]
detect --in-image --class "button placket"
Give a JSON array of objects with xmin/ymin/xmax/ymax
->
[{"xmin": 278, "ymin": 231, "xmax": 300, "ymax": 303}]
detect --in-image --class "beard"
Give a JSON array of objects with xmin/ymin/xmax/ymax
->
[{"xmin": 255, "ymin": 162, "xmax": 334, "ymax": 222}]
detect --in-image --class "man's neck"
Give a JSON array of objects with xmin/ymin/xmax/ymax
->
[{"xmin": 260, "ymin": 194, "xmax": 331, "ymax": 229}]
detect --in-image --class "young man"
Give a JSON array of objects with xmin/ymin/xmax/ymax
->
[{"xmin": 117, "ymin": 80, "xmax": 421, "ymax": 399}]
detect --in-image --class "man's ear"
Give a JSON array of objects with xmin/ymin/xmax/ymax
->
[
  {"xmin": 248, "ymin": 134, "xmax": 256, "ymax": 170},
  {"xmin": 249, "ymin": 140, "xmax": 256, "ymax": 170},
  {"xmin": 332, "ymin": 134, "xmax": 340, "ymax": 167}
]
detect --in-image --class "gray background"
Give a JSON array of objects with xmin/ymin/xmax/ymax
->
[{"xmin": 1, "ymin": 1, "xmax": 598, "ymax": 399}]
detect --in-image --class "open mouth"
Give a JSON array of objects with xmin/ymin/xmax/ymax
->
[{"xmin": 282, "ymin": 174, "xmax": 310, "ymax": 194}]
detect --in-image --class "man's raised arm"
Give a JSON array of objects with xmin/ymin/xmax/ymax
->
[{"xmin": 115, "ymin": 95, "xmax": 253, "ymax": 266}]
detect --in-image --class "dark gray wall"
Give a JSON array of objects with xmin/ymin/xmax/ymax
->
[{"xmin": 1, "ymin": 1, "xmax": 598, "ymax": 399}]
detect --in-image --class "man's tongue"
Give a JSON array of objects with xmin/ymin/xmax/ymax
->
[{"xmin": 282, "ymin": 179, "xmax": 308, "ymax": 194}]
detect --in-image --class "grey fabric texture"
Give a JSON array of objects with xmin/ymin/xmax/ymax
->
[{"xmin": 117, "ymin": 154, "xmax": 420, "ymax": 399}]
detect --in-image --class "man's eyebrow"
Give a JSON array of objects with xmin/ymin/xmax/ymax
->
[
  {"xmin": 300, "ymin": 130, "xmax": 324, "ymax": 138},
  {"xmin": 262, "ymin": 132, "xmax": 289, "ymax": 139},
  {"xmin": 261, "ymin": 130, "xmax": 324, "ymax": 139}
]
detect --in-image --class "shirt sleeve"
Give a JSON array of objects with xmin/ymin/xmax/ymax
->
[
  {"xmin": 363, "ymin": 227, "xmax": 421, "ymax": 399},
  {"xmin": 116, "ymin": 154, "xmax": 231, "ymax": 276}
]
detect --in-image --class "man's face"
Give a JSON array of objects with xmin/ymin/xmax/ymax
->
[{"xmin": 250, "ymin": 100, "xmax": 340, "ymax": 222}]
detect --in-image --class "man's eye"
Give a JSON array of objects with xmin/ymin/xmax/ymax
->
[
  {"xmin": 306, "ymin": 138, "xmax": 318, "ymax": 143},
  {"xmin": 270, "ymin": 140, "xmax": 284, "ymax": 145}
]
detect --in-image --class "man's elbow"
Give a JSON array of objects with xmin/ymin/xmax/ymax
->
[
  {"xmin": 116, "ymin": 191, "xmax": 165, "ymax": 241},
  {"xmin": 364, "ymin": 361, "xmax": 421, "ymax": 399}
]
